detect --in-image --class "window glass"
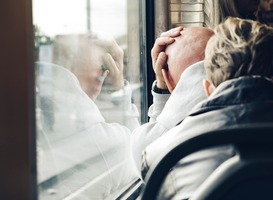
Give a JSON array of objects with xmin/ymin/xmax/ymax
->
[{"xmin": 33, "ymin": 0, "xmax": 143, "ymax": 199}]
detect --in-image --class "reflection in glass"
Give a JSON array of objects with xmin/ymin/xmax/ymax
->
[{"xmin": 33, "ymin": 0, "xmax": 142, "ymax": 199}]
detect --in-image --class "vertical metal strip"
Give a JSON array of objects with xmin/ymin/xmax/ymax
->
[{"xmin": 154, "ymin": 0, "xmax": 170, "ymax": 38}]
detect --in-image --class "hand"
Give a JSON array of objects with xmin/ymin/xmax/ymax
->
[
  {"xmin": 74, "ymin": 66, "xmax": 109, "ymax": 101},
  {"xmin": 102, "ymin": 50, "xmax": 124, "ymax": 89},
  {"xmin": 151, "ymin": 26, "xmax": 183, "ymax": 89},
  {"xmin": 92, "ymin": 34, "xmax": 124, "ymax": 90},
  {"xmin": 89, "ymin": 69, "xmax": 109, "ymax": 100}
]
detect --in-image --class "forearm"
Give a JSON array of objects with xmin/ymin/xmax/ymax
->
[
  {"xmin": 98, "ymin": 80, "xmax": 140, "ymax": 131},
  {"xmin": 148, "ymin": 81, "xmax": 170, "ymax": 122},
  {"xmin": 131, "ymin": 81, "xmax": 171, "ymax": 171},
  {"xmin": 131, "ymin": 121, "xmax": 169, "ymax": 172}
]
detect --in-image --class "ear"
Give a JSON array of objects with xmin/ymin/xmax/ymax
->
[
  {"xmin": 162, "ymin": 69, "xmax": 175, "ymax": 93},
  {"xmin": 203, "ymin": 79, "xmax": 216, "ymax": 97}
]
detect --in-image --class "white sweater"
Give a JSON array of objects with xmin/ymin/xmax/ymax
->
[{"xmin": 131, "ymin": 61, "xmax": 207, "ymax": 172}]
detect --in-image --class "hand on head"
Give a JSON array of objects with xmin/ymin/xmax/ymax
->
[
  {"xmin": 91, "ymin": 34, "xmax": 125, "ymax": 90},
  {"xmin": 53, "ymin": 33, "xmax": 125, "ymax": 101},
  {"xmin": 81, "ymin": 68, "xmax": 109, "ymax": 101},
  {"xmin": 153, "ymin": 27, "xmax": 214, "ymax": 93},
  {"xmin": 151, "ymin": 26, "xmax": 183, "ymax": 89}
]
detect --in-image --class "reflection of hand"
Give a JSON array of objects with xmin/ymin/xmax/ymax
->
[
  {"xmin": 102, "ymin": 50, "xmax": 124, "ymax": 89},
  {"xmin": 91, "ymin": 69, "xmax": 109, "ymax": 101},
  {"xmin": 92, "ymin": 35, "xmax": 124, "ymax": 90},
  {"xmin": 151, "ymin": 26, "xmax": 183, "ymax": 89},
  {"xmin": 76, "ymin": 67, "xmax": 109, "ymax": 101}
]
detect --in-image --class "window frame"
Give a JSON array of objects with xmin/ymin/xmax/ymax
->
[
  {"xmin": 0, "ymin": 0, "xmax": 156, "ymax": 198},
  {"xmin": 0, "ymin": 0, "xmax": 37, "ymax": 199},
  {"xmin": 140, "ymin": 0, "xmax": 155, "ymax": 123}
]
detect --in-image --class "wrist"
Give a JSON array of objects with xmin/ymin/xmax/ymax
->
[
  {"xmin": 101, "ymin": 79, "xmax": 128, "ymax": 94},
  {"xmin": 155, "ymin": 77, "xmax": 167, "ymax": 89},
  {"xmin": 152, "ymin": 81, "xmax": 170, "ymax": 94},
  {"xmin": 105, "ymin": 76, "xmax": 125, "ymax": 90},
  {"xmin": 112, "ymin": 78, "xmax": 125, "ymax": 89}
]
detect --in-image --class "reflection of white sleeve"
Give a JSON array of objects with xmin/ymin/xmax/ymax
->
[
  {"xmin": 97, "ymin": 80, "xmax": 140, "ymax": 131},
  {"xmin": 38, "ymin": 117, "xmax": 140, "ymax": 199},
  {"xmin": 81, "ymin": 122, "xmax": 139, "ymax": 199},
  {"xmin": 36, "ymin": 62, "xmax": 140, "ymax": 199}
]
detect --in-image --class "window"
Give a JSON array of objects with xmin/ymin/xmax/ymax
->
[{"xmin": 33, "ymin": 0, "xmax": 145, "ymax": 199}]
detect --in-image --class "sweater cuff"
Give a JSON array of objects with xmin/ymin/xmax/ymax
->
[{"xmin": 152, "ymin": 81, "xmax": 170, "ymax": 94}]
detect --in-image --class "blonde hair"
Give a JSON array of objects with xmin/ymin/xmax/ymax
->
[{"xmin": 205, "ymin": 17, "xmax": 273, "ymax": 86}]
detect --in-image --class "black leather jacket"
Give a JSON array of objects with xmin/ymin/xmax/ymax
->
[{"xmin": 142, "ymin": 77, "xmax": 273, "ymax": 200}]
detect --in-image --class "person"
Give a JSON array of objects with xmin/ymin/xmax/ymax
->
[
  {"xmin": 36, "ymin": 61, "xmax": 140, "ymax": 200},
  {"xmin": 131, "ymin": 26, "xmax": 214, "ymax": 171},
  {"xmin": 209, "ymin": 0, "xmax": 261, "ymax": 27},
  {"xmin": 36, "ymin": 34, "xmax": 141, "ymax": 199},
  {"xmin": 142, "ymin": 17, "xmax": 273, "ymax": 199},
  {"xmin": 52, "ymin": 33, "xmax": 139, "ymax": 130}
]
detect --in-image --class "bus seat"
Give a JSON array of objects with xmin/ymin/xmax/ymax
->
[{"xmin": 140, "ymin": 124, "xmax": 273, "ymax": 200}]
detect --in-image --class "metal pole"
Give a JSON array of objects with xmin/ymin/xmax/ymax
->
[
  {"xmin": 87, "ymin": 0, "xmax": 91, "ymax": 32},
  {"xmin": 154, "ymin": 0, "xmax": 170, "ymax": 38}
]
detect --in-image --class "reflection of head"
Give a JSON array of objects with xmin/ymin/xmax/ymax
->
[
  {"xmin": 165, "ymin": 27, "xmax": 214, "ymax": 87},
  {"xmin": 36, "ymin": 62, "xmax": 105, "ymax": 132},
  {"xmin": 53, "ymin": 34, "xmax": 104, "ymax": 71},
  {"xmin": 53, "ymin": 34, "xmax": 105, "ymax": 99},
  {"xmin": 205, "ymin": 17, "xmax": 273, "ymax": 87}
]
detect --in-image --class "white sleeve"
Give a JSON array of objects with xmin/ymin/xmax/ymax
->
[
  {"xmin": 131, "ymin": 62, "xmax": 208, "ymax": 173},
  {"xmin": 148, "ymin": 90, "xmax": 170, "ymax": 122},
  {"xmin": 97, "ymin": 80, "xmax": 140, "ymax": 131},
  {"xmin": 131, "ymin": 122, "xmax": 169, "ymax": 172},
  {"xmin": 131, "ymin": 81, "xmax": 171, "ymax": 171},
  {"xmin": 36, "ymin": 62, "xmax": 141, "ymax": 199}
]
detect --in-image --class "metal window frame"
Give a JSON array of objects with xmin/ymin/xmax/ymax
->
[
  {"xmin": 0, "ymin": 0, "xmax": 155, "ymax": 198},
  {"xmin": 140, "ymin": 0, "xmax": 155, "ymax": 122}
]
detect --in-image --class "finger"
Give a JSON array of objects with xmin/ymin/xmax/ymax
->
[
  {"xmin": 151, "ymin": 37, "xmax": 175, "ymax": 62},
  {"xmin": 102, "ymin": 69, "xmax": 109, "ymax": 78},
  {"xmin": 162, "ymin": 69, "xmax": 174, "ymax": 92},
  {"xmin": 102, "ymin": 53, "xmax": 119, "ymax": 77},
  {"xmin": 154, "ymin": 37, "xmax": 176, "ymax": 47},
  {"xmin": 154, "ymin": 53, "xmax": 167, "ymax": 88},
  {"xmin": 162, "ymin": 26, "xmax": 183, "ymax": 34},
  {"xmin": 91, "ymin": 35, "xmax": 117, "ymax": 50},
  {"xmin": 93, "ymin": 39, "xmax": 116, "ymax": 50},
  {"xmin": 89, "ymin": 70, "xmax": 109, "ymax": 101},
  {"xmin": 154, "ymin": 52, "xmax": 167, "ymax": 72},
  {"xmin": 160, "ymin": 26, "xmax": 183, "ymax": 37},
  {"xmin": 97, "ymin": 70, "xmax": 109, "ymax": 83},
  {"xmin": 93, "ymin": 39, "xmax": 123, "ymax": 61}
]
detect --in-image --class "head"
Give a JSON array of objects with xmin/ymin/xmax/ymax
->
[
  {"xmin": 53, "ymin": 34, "xmax": 106, "ymax": 99},
  {"xmin": 204, "ymin": 17, "xmax": 273, "ymax": 96},
  {"xmin": 163, "ymin": 27, "xmax": 214, "ymax": 92}
]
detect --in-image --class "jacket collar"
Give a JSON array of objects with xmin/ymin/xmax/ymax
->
[{"xmin": 189, "ymin": 77, "xmax": 273, "ymax": 115}]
